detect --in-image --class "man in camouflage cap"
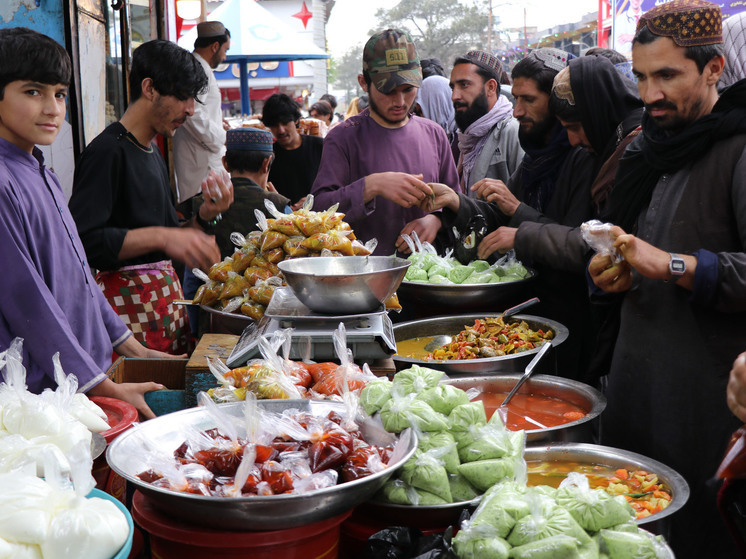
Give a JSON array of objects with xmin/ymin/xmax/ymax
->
[
  {"xmin": 310, "ymin": 29, "xmax": 460, "ymax": 256},
  {"xmin": 588, "ymin": 1, "xmax": 746, "ymax": 557}
]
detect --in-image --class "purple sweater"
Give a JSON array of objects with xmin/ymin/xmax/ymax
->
[
  {"xmin": 311, "ymin": 110, "xmax": 460, "ymax": 255},
  {"xmin": 0, "ymin": 138, "xmax": 130, "ymax": 393}
]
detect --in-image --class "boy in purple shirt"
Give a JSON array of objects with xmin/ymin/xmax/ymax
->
[
  {"xmin": 311, "ymin": 29, "xmax": 460, "ymax": 255},
  {"xmin": 0, "ymin": 28, "xmax": 170, "ymax": 418}
]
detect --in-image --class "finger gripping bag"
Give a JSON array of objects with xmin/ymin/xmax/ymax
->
[{"xmin": 555, "ymin": 472, "xmax": 635, "ymax": 532}]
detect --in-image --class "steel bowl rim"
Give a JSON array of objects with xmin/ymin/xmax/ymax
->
[
  {"xmin": 392, "ymin": 313, "xmax": 570, "ymax": 368},
  {"xmin": 277, "ymin": 255, "xmax": 411, "ymax": 278},
  {"xmin": 442, "ymin": 374, "xmax": 606, "ymax": 435},
  {"xmin": 199, "ymin": 303, "xmax": 253, "ymax": 322},
  {"xmin": 106, "ymin": 400, "xmax": 417, "ymax": 507},
  {"xmin": 523, "ymin": 441, "xmax": 690, "ymax": 524},
  {"xmin": 400, "ymin": 267, "xmax": 536, "ymax": 290}
]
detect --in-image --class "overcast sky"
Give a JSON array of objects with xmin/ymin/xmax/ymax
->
[{"xmin": 326, "ymin": 0, "xmax": 599, "ymax": 59}]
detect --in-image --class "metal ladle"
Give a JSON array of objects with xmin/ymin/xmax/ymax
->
[
  {"xmin": 423, "ymin": 296, "xmax": 540, "ymax": 353},
  {"xmin": 497, "ymin": 341, "xmax": 552, "ymax": 427}
]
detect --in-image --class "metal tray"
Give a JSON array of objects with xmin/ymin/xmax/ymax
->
[
  {"xmin": 393, "ymin": 313, "xmax": 569, "ymax": 375},
  {"xmin": 106, "ymin": 399, "xmax": 417, "ymax": 531}
]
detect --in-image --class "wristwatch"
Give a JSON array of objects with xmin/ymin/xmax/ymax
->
[
  {"xmin": 668, "ymin": 253, "xmax": 686, "ymax": 280},
  {"xmin": 195, "ymin": 212, "xmax": 222, "ymax": 230}
]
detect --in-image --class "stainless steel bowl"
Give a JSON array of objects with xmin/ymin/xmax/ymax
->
[
  {"xmin": 200, "ymin": 304, "xmax": 253, "ymax": 335},
  {"xmin": 524, "ymin": 442, "xmax": 689, "ymax": 536},
  {"xmin": 393, "ymin": 313, "xmax": 569, "ymax": 375},
  {"xmin": 398, "ymin": 271, "xmax": 536, "ymax": 318},
  {"xmin": 277, "ymin": 256, "xmax": 410, "ymax": 314},
  {"xmin": 106, "ymin": 399, "xmax": 417, "ymax": 530},
  {"xmin": 443, "ymin": 375, "xmax": 606, "ymax": 443}
]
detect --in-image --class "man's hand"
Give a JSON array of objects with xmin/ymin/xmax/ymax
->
[
  {"xmin": 87, "ymin": 378, "xmax": 164, "ymax": 420},
  {"xmin": 199, "ymin": 169, "xmax": 234, "ymax": 220},
  {"xmin": 612, "ymin": 231, "xmax": 671, "ymax": 281},
  {"xmin": 471, "ymin": 178, "xmax": 520, "ymax": 216},
  {"xmin": 363, "ymin": 172, "xmax": 434, "ymax": 207},
  {"xmin": 728, "ymin": 352, "xmax": 746, "ymax": 423},
  {"xmin": 115, "ymin": 335, "xmax": 187, "ymax": 359},
  {"xmin": 477, "ymin": 227, "xmax": 517, "ymax": 259},
  {"xmin": 396, "ymin": 214, "xmax": 442, "ymax": 253},
  {"xmin": 588, "ymin": 253, "xmax": 634, "ymax": 293},
  {"xmin": 417, "ymin": 182, "xmax": 460, "ymax": 213},
  {"xmin": 167, "ymin": 227, "xmax": 221, "ymax": 271},
  {"xmin": 291, "ymin": 196, "xmax": 307, "ymax": 211}
]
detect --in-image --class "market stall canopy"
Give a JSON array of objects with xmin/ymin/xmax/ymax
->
[{"xmin": 177, "ymin": 0, "xmax": 330, "ymax": 62}]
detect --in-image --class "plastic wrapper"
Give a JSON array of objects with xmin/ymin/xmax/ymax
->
[
  {"xmin": 380, "ymin": 393, "xmax": 449, "ymax": 434},
  {"xmin": 360, "ymin": 377, "xmax": 393, "ymax": 415},
  {"xmin": 248, "ymin": 276, "xmax": 283, "ymax": 307},
  {"xmin": 580, "ymin": 220, "xmax": 623, "ymax": 263},
  {"xmin": 243, "ymin": 265, "xmax": 273, "ymax": 286},
  {"xmin": 418, "ymin": 431, "xmax": 460, "ymax": 475},
  {"xmin": 208, "ymin": 258, "xmax": 234, "ymax": 282},
  {"xmin": 508, "ymin": 534, "xmax": 581, "ymax": 558},
  {"xmin": 283, "ymin": 236, "xmax": 310, "ymax": 257},
  {"xmin": 391, "ymin": 365, "xmax": 444, "ymax": 397},
  {"xmin": 219, "ymin": 272, "xmax": 250, "ymax": 300},
  {"xmin": 258, "ymin": 228, "xmax": 287, "ymax": 254},
  {"xmin": 507, "ymin": 505, "xmax": 591, "ymax": 548},
  {"xmin": 448, "ymin": 472, "xmax": 479, "ymax": 502},
  {"xmin": 555, "ymin": 472, "xmax": 635, "ymax": 532},
  {"xmin": 448, "ymin": 402, "xmax": 487, "ymax": 433},
  {"xmin": 452, "ymin": 519, "xmax": 511, "ymax": 559},
  {"xmin": 230, "ymin": 247, "xmax": 256, "ymax": 274},
  {"xmin": 597, "ymin": 528, "xmax": 668, "ymax": 558},
  {"xmin": 400, "ymin": 447, "xmax": 453, "ymax": 502},
  {"xmin": 309, "ymin": 324, "xmax": 376, "ymax": 397}
]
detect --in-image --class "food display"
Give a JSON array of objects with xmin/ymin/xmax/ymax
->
[
  {"xmin": 471, "ymin": 391, "xmax": 586, "ymax": 432},
  {"xmin": 398, "ymin": 316, "xmax": 554, "ymax": 361},
  {"xmin": 452, "ymin": 474, "xmax": 673, "ymax": 559},
  {"xmin": 527, "ymin": 462, "xmax": 673, "ymax": 520},
  {"xmin": 402, "ymin": 237, "xmax": 531, "ymax": 286},
  {"xmin": 193, "ymin": 197, "xmax": 375, "ymax": 320},
  {"xmin": 361, "ymin": 366, "xmax": 526, "ymax": 506},
  {"xmin": 136, "ymin": 408, "xmax": 394, "ymax": 497}
]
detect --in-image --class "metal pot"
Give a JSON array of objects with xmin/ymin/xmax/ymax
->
[
  {"xmin": 106, "ymin": 400, "xmax": 417, "ymax": 531},
  {"xmin": 442, "ymin": 374, "xmax": 606, "ymax": 443},
  {"xmin": 392, "ymin": 313, "xmax": 569, "ymax": 375},
  {"xmin": 200, "ymin": 304, "xmax": 253, "ymax": 335},
  {"xmin": 523, "ymin": 442, "xmax": 690, "ymax": 538}
]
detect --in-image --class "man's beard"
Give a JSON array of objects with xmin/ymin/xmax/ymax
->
[
  {"xmin": 454, "ymin": 91, "xmax": 490, "ymax": 132},
  {"xmin": 645, "ymin": 99, "xmax": 701, "ymax": 133},
  {"xmin": 517, "ymin": 114, "xmax": 557, "ymax": 147},
  {"xmin": 368, "ymin": 94, "xmax": 412, "ymax": 125}
]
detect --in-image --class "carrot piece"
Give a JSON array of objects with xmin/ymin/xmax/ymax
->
[{"xmin": 615, "ymin": 469, "xmax": 629, "ymax": 480}]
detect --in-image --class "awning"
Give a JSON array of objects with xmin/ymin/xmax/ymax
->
[{"xmin": 177, "ymin": 0, "xmax": 330, "ymax": 63}]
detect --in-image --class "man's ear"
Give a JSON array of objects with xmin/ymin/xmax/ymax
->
[
  {"xmin": 222, "ymin": 155, "xmax": 230, "ymax": 173},
  {"xmin": 141, "ymin": 77, "xmax": 156, "ymax": 101},
  {"xmin": 485, "ymin": 77, "xmax": 499, "ymax": 97},
  {"xmin": 704, "ymin": 55, "xmax": 725, "ymax": 86},
  {"xmin": 357, "ymin": 74, "xmax": 369, "ymax": 92}
]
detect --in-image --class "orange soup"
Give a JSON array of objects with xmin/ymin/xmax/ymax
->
[{"xmin": 473, "ymin": 391, "xmax": 587, "ymax": 431}]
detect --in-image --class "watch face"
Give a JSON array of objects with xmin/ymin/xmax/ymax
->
[{"xmin": 670, "ymin": 255, "xmax": 685, "ymax": 275}]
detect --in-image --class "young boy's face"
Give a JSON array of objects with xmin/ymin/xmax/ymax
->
[{"xmin": 0, "ymin": 80, "xmax": 67, "ymax": 153}]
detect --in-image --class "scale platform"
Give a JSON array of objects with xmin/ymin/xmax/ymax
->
[{"xmin": 226, "ymin": 287, "xmax": 396, "ymax": 368}]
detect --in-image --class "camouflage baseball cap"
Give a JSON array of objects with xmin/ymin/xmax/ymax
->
[{"xmin": 362, "ymin": 29, "xmax": 422, "ymax": 94}]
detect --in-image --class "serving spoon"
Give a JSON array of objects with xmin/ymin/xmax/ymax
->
[
  {"xmin": 497, "ymin": 341, "xmax": 552, "ymax": 427},
  {"xmin": 423, "ymin": 296, "xmax": 540, "ymax": 353}
]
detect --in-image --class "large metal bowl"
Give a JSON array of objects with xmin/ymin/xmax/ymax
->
[
  {"xmin": 277, "ymin": 256, "xmax": 410, "ymax": 314},
  {"xmin": 106, "ymin": 399, "xmax": 417, "ymax": 531},
  {"xmin": 200, "ymin": 304, "xmax": 253, "ymax": 335},
  {"xmin": 397, "ymin": 271, "xmax": 536, "ymax": 319},
  {"xmin": 524, "ymin": 443, "xmax": 689, "ymax": 536},
  {"xmin": 393, "ymin": 313, "xmax": 569, "ymax": 375},
  {"xmin": 443, "ymin": 375, "xmax": 606, "ymax": 443}
]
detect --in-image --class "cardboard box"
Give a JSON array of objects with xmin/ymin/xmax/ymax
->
[{"xmin": 107, "ymin": 357, "xmax": 189, "ymax": 416}]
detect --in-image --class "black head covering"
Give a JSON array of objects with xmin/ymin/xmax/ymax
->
[
  {"xmin": 569, "ymin": 55, "xmax": 644, "ymax": 162},
  {"xmin": 603, "ymin": 79, "xmax": 746, "ymax": 232}
]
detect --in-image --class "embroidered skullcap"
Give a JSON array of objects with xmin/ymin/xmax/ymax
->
[
  {"xmin": 637, "ymin": 0, "xmax": 722, "ymax": 46},
  {"xmin": 460, "ymin": 50, "xmax": 507, "ymax": 83},
  {"xmin": 197, "ymin": 21, "xmax": 228, "ymax": 39},
  {"xmin": 531, "ymin": 48, "xmax": 573, "ymax": 72},
  {"xmin": 226, "ymin": 128, "xmax": 274, "ymax": 152},
  {"xmin": 552, "ymin": 66, "xmax": 575, "ymax": 106}
]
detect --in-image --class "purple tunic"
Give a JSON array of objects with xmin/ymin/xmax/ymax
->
[
  {"xmin": 311, "ymin": 110, "xmax": 460, "ymax": 255},
  {"xmin": 0, "ymin": 137, "xmax": 130, "ymax": 393}
]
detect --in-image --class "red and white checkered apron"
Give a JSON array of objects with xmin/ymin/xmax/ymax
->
[{"xmin": 96, "ymin": 260, "xmax": 191, "ymax": 355}]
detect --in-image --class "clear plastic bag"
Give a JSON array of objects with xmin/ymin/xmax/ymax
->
[{"xmin": 580, "ymin": 219, "xmax": 623, "ymax": 263}]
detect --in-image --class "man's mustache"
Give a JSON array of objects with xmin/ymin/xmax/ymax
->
[{"xmin": 646, "ymin": 101, "xmax": 677, "ymax": 111}]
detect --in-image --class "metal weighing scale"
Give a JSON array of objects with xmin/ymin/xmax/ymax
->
[{"xmin": 226, "ymin": 287, "xmax": 396, "ymax": 368}]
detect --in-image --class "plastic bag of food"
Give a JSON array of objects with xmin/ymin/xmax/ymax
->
[
  {"xmin": 283, "ymin": 236, "xmax": 310, "ymax": 258},
  {"xmin": 380, "ymin": 392, "xmax": 449, "ymax": 434},
  {"xmin": 249, "ymin": 276, "xmax": 283, "ymax": 307},
  {"xmin": 507, "ymin": 504, "xmax": 592, "ymax": 548},
  {"xmin": 351, "ymin": 239, "xmax": 377, "ymax": 256},
  {"xmin": 262, "ymin": 247, "xmax": 285, "ymax": 264},
  {"xmin": 391, "ymin": 365, "xmax": 444, "ymax": 397},
  {"xmin": 207, "ymin": 258, "xmax": 234, "ymax": 283},
  {"xmin": 580, "ymin": 220, "xmax": 623, "ymax": 263},
  {"xmin": 476, "ymin": 481, "xmax": 531, "ymax": 524},
  {"xmin": 419, "ymin": 384, "xmax": 468, "ymax": 416},
  {"xmin": 230, "ymin": 246, "xmax": 257, "ymax": 274},
  {"xmin": 597, "ymin": 528, "xmax": 667, "ymax": 558},
  {"xmin": 555, "ymin": 472, "xmax": 635, "ymax": 532},
  {"xmin": 360, "ymin": 377, "xmax": 393, "ymax": 415},
  {"xmin": 417, "ymin": 431, "xmax": 460, "ymax": 474},
  {"xmin": 219, "ymin": 271, "xmax": 250, "ymax": 300},
  {"xmin": 310, "ymin": 323, "xmax": 376, "ymax": 397},
  {"xmin": 191, "ymin": 267, "xmax": 222, "ymax": 307},
  {"xmin": 448, "ymin": 401, "xmax": 487, "ymax": 432},
  {"xmin": 452, "ymin": 519, "xmax": 511, "ymax": 559},
  {"xmin": 49, "ymin": 354, "xmax": 109, "ymax": 433},
  {"xmin": 449, "ymin": 472, "xmax": 480, "ymax": 502},
  {"xmin": 508, "ymin": 534, "xmax": 581, "ymax": 559}
]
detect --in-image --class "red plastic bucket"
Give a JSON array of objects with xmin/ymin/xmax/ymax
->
[
  {"xmin": 90, "ymin": 396, "xmax": 138, "ymax": 503},
  {"xmin": 132, "ymin": 490, "xmax": 350, "ymax": 559}
]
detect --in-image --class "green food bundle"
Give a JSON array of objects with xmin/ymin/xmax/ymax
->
[
  {"xmin": 360, "ymin": 365, "xmax": 527, "ymax": 506},
  {"xmin": 404, "ymin": 252, "xmax": 531, "ymax": 285},
  {"xmin": 452, "ymin": 478, "xmax": 672, "ymax": 559}
]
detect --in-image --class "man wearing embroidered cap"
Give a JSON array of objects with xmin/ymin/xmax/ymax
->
[
  {"xmin": 587, "ymin": 1, "xmax": 746, "ymax": 555},
  {"xmin": 173, "ymin": 21, "xmax": 231, "ymax": 203},
  {"xmin": 449, "ymin": 50, "xmax": 523, "ymax": 194},
  {"xmin": 311, "ymin": 29, "xmax": 459, "ymax": 256}
]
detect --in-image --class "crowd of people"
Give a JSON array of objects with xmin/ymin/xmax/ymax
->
[{"xmin": 2, "ymin": 1, "xmax": 746, "ymax": 556}]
